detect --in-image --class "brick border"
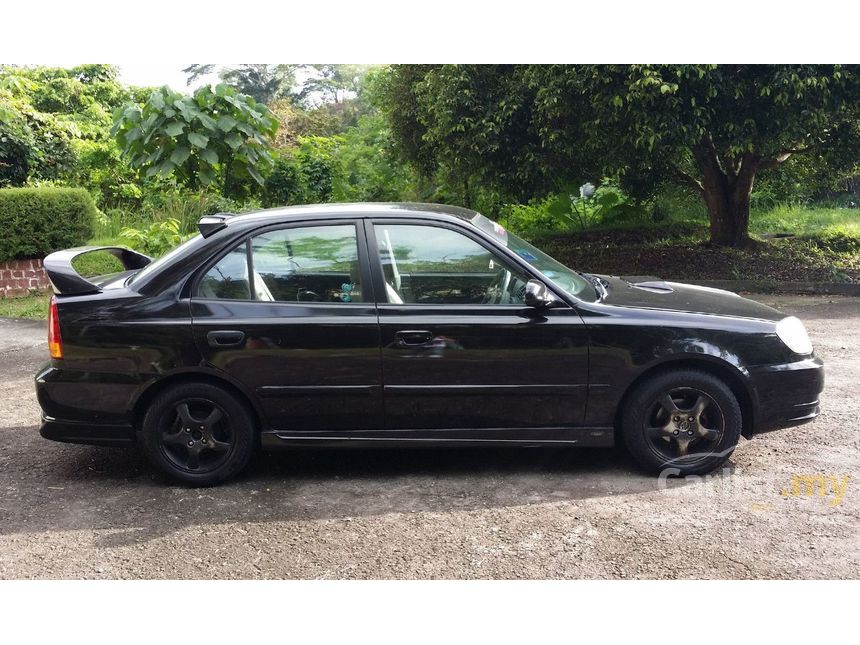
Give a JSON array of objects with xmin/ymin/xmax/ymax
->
[{"xmin": 0, "ymin": 258, "xmax": 51, "ymax": 298}]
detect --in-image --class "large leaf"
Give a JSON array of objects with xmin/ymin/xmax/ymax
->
[
  {"xmin": 217, "ymin": 115, "xmax": 238, "ymax": 132},
  {"xmin": 149, "ymin": 91, "xmax": 164, "ymax": 110},
  {"xmin": 246, "ymin": 165, "xmax": 264, "ymax": 186},
  {"xmin": 198, "ymin": 165, "xmax": 216, "ymax": 185},
  {"xmin": 187, "ymin": 132, "xmax": 209, "ymax": 148},
  {"xmin": 197, "ymin": 113, "xmax": 218, "ymax": 130},
  {"xmin": 170, "ymin": 146, "xmax": 191, "ymax": 165},
  {"xmin": 124, "ymin": 127, "xmax": 142, "ymax": 142},
  {"xmin": 163, "ymin": 121, "xmax": 185, "ymax": 137},
  {"xmin": 199, "ymin": 147, "xmax": 219, "ymax": 165},
  {"xmin": 224, "ymin": 132, "xmax": 244, "ymax": 150},
  {"xmin": 156, "ymin": 159, "xmax": 175, "ymax": 178}
]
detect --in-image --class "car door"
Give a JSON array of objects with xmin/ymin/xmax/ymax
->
[
  {"xmin": 190, "ymin": 219, "xmax": 383, "ymax": 433},
  {"xmin": 369, "ymin": 219, "xmax": 590, "ymax": 439}
]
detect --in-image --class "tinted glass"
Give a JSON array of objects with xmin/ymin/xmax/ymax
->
[
  {"xmin": 250, "ymin": 225, "xmax": 362, "ymax": 303},
  {"xmin": 198, "ymin": 243, "xmax": 251, "ymax": 300},
  {"xmin": 470, "ymin": 213, "xmax": 595, "ymax": 300},
  {"xmin": 374, "ymin": 224, "xmax": 529, "ymax": 305}
]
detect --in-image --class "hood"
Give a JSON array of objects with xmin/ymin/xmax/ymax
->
[{"xmin": 594, "ymin": 274, "xmax": 784, "ymax": 321}]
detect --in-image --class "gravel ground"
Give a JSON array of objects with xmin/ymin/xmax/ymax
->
[{"xmin": 0, "ymin": 295, "xmax": 858, "ymax": 579}]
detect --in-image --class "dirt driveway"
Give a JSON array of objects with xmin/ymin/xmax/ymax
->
[{"xmin": 0, "ymin": 295, "xmax": 858, "ymax": 579}]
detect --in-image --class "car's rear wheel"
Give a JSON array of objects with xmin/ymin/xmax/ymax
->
[
  {"xmin": 621, "ymin": 369, "xmax": 742, "ymax": 476},
  {"xmin": 140, "ymin": 382, "xmax": 255, "ymax": 486}
]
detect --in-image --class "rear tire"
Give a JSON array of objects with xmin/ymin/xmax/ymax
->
[
  {"xmin": 140, "ymin": 382, "xmax": 255, "ymax": 486},
  {"xmin": 621, "ymin": 369, "xmax": 742, "ymax": 476}
]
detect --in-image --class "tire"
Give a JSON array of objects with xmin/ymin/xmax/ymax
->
[
  {"xmin": 140, "ymin": 382, "xmax": 256, "ymax": 486},
  {"xmin": 621, "ymin": 369, "xmax": 742, "ymax": 476}
]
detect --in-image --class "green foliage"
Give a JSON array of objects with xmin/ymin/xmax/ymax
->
[
  {"xmin": 183, "ymin": 64, "xmax": 298, "ymax": 105},
  {"xmin": 0, "ymin": 88, "xmax": 77, "ymax": 187},
  {"xmin": 499, "ymin": 181, "xmax": 651, "ymax": 236},
  {"xmin": 379, "ymin": 64, "xmax": 860, "ymax": 246},
  {"xmin": 111, "ymin": 83, "xmax": 279, "ymax": 198},
  {"xmin": 333, "ymin": 113, "xmax": 418, "ymax": 202},
  {"xmin": 95, "ymin": 189, "xmax": 256, "ymax": 241},
  {"xmin": 263, "ymin": 136, "xmax": 342, "ymax": 206},
  {"xmin": 0, "ymin": 187, "xmax": 96, "ymax": 260},
  {"xmin": 71, "ymin": 250, "xmax": 125, "ymax": 277},
  {"xmin": 0, "ymin": 292, "xmax": 51, "ymax": 319},
  {"xmin": 118, "ymin": 218, "xmax": 183, "ymax": 256}
]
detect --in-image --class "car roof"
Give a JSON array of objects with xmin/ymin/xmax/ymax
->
[{"xmin": 223, "ymin": 202, "xmax": 480, "ymax": 228}]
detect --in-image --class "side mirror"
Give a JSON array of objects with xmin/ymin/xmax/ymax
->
[{"xmin": 524, "ymin": 279, "xmax": 559, "ymax": 308}]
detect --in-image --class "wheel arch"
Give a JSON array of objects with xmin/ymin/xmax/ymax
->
[
  {"xmin": 130, "ymin": 370, "xmax": 265, "ymax": 436},
  {"xmin": 613, "ymin": 357, "xmax": 756, "ymax": 441}
]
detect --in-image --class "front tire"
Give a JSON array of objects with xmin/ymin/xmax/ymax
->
[
  {"xmin": 140, "ymin": 382, "xmax": 256, "ymax": 486},
  {"xmin": 621, "ymin": 369, "xmax": 742, "ymax": 476}
]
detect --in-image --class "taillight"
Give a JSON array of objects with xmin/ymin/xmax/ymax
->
[{"xmin": 48, "ymin": 295, "xmax": 63, "ymax": 359}]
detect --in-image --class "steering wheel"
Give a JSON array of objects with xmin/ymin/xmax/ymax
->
[{"xmin": 482, "ymin": 268, "xmax": 513, "ymax": 304}]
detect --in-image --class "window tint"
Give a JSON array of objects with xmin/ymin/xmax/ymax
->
[
  {"xmin": 250, "ymin": 225, "xmax": 362, "ymax": 303},
  {"xmin": 374, "ymin": 224, "xmax": 529, "ymax": 305},
  {"xmin": 198, "ymin": 243, "xmax": 252, "ymax": 300}
]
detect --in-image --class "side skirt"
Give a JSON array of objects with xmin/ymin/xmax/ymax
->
[{"xmin": 260, "ymin": 427, "xmax": 615, "ymax": 450}]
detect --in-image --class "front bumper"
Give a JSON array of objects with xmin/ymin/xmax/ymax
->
[{"xmin": 748, "ymin": 355, "xmax": 824, "ymax": 434}]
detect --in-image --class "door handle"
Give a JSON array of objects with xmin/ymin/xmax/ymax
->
[
  {"xmin": 206, "ymin": 330, "xmax": 246, "ymax": 348},
  {"xmin": 394, "ymin": 329, "xmax": 433, "ymax": 347}
]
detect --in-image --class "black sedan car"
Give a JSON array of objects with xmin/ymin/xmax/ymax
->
[{"xmin": 36, "ymin": 203, "xmax": 824, "ymax": 485}]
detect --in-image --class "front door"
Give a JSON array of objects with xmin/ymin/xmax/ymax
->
[
  {"xmin": 190, "ymin": 220, "xmax": 382, "ymax": 433},
  {"xmin": 369, "ymin": 220, "xmax": 589, "ymax": 438}
]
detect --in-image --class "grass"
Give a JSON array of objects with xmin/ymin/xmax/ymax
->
[
  {"xmin": 0, "ymin": 292, "xmax": 51, "ymax": 320},
  {"xmin": 536, "ymin": 222, "xmax": 859, "ymax": 283},
  {"xmin": 748, "ymin": 204, "xmax": 860, "ymax": 237}
]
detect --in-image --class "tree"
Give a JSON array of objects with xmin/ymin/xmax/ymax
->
[
  {"xmin": 0, "ymin": 69, "xmax": 78, "ymax": 186},
  {"xmin": 377, "ymin": 65, "xmax": 580, "ymax": 210},
  {"xmin": 379, "ymin": 65, "xmax": 860, "ymax": 247},
  {"xmin": 112, "ymin": 83, "xmax": 279, "ymax": 198},
  {"xmin": 297, "ymin": 65, "xmax": 369, "ymax": 108},
  {"xmin": 183, "ymin": 64, "xmax": 298, "ymax": 105}
]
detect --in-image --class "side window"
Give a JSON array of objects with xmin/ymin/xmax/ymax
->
[
  {"xmin": 198, "ymin": 243, "xmax": 252, "ymax": 300},
  {"xmin": 250, "ymin": 225, "xmax": 363, "ymax": 303},
  {"xmin": 374, "ymin": 224, "xmax": 529, "ymax": 305}
]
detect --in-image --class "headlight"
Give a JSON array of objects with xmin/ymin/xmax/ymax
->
[{"xmin": 776, "ymin": 316, "xmax": 813, "ymax": 355}]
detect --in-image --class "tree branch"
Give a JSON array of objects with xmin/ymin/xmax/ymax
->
[
  {"xmin": 673, "ymin": 167, "xmax": 705, "ymax": 195},
  {"xmin": 758, "ymin": 151, "xmax": 794, "ymax": 170}
]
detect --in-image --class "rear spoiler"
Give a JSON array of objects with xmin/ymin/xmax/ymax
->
[
  {"xmin": 43, "ymin": 246, "xmax": 152, "ymax": 295},
  {"xmin": 198, "ymin": 212, "xmax": 233, "ymax": 238}
]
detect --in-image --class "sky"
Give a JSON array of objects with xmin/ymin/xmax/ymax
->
[{"xmin": 117, "ymin": 63, "xmax": 217, "ymax": 91}]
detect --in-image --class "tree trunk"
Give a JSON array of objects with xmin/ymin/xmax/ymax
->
[{"xmin": 692, "ymin": 141, "xmax": 757, "ymax": 247}]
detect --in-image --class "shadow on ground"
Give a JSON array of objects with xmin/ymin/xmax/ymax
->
[{"xmin": 0, "ymin": 428, "xmax": 705, "ymax": 547}]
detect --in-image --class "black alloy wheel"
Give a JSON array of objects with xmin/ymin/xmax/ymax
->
[
  {"xmin": 160, "ymin": 398, "xmax": 234, "ymax": 474},
  {"xmin": 621, "ymin": 369, "xmax": 742, "ymax": 476},
  {"xmin": 140, "ymin": 382, "xmax": 255, "ymax": 486}
]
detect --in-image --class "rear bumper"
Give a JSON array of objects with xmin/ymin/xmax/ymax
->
[
  {"xmin": 36, "ymin": 363, "xmax": 138, "ymax": 447},
  {"xmin": 748, "ymin": 355, "xmax": 824, "ymax": 434},
  {"xmin": 39, "ymin": 414, "xmax": 136, "ymax": 446}
]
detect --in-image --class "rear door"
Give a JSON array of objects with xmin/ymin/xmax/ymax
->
[
  {"xmin": 190, "ymin": 219, "xmax": 383, "ymax": 433},
  {"xmin": 368, "ymin": 219, "xmax": 589, "ymax": 437}
]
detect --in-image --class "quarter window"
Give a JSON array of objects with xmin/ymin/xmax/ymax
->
[
  {"xmin": 198, "ymin": 243, "xmax": 252, "ymax": 300},
  {"xmin": 198, "ymin": 224, "xmax": 363, "ymax": 303},
  {"xmin": 374, "ymin": 224, "xmax": 529, "ymax": 305}
]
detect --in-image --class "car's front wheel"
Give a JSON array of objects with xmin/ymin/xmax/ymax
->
[
  {"xmin": 140, "ymin": 382, "xmax": 256, "ymax": 486},
  {"xmin": 621, "ymin": 369, "xmax": 742, "ymax": 476}
]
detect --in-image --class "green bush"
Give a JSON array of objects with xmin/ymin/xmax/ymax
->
[
  {"xmin": 263, "ymin": 136, "xmax": 342, "ymax": 207},
  {"xmin": 0, "ymin": 187, "xmax": 96, "ymax": 261},
  {"xmin": 118, "ymin": 218, "xmax": 184, "ymax": 256}
]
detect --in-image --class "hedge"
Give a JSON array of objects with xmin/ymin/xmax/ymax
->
[{"xmin": 0, "ymin": 187, "xmax": 96, "ymax": 261}]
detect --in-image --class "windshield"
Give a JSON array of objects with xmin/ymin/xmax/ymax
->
[{"xmin": 471, "ymin": 214, "xmax": 595, "ymax": 300}]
